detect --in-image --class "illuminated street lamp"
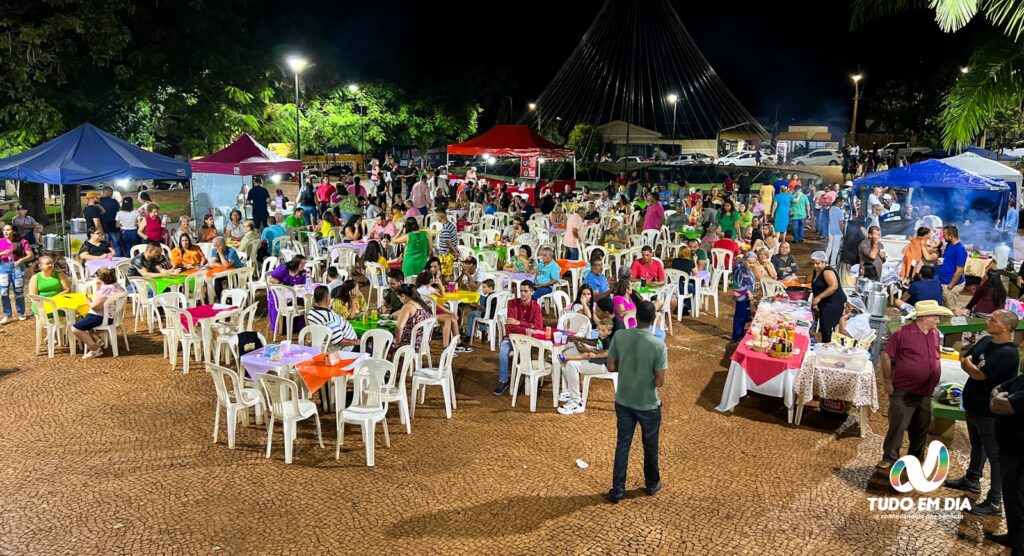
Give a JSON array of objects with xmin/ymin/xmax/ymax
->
[
  {"xmin": 349, "ymin": 84, "xmax": 365, "ymax": 166},
  {"xmin": 850, "ymin": 74, "xmax": 863, "ymax": 143},
  {"xmin": 287, "ymin": 55, "xmax": 309, "ymax": 184},
  {"xmin": 667, "ymin": 93, "xmax": 679, "ymax": 153}
]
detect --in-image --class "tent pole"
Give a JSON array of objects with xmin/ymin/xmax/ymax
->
[{"xmin": 59, "ymin": 183, "xmax": 68, "ymax": 258}]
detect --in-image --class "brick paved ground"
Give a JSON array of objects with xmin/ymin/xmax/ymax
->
[{"xmin": 0, "ymin": 238, "xmax": 1010, "ymax": 555}]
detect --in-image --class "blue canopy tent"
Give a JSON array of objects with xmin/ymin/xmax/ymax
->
[
  {"xmin": 0, "ymin": 123, "xmax": 191, "ymax": 254},
  {"xmin": 852, "ymin": 158, "xmax": 1012, "ymax": 249}
]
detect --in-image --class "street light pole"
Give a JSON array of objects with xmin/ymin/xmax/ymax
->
[
  {"xmin": 850, "ymin": 74, "xmax": 863, "ymax": 145},
  {"xmin": 667, "ymin": 94, "xmax": 678, "ymax": 155},
  {"xmin": 287, "ymin": 56, "xmax": 309, "ymax": 185}
]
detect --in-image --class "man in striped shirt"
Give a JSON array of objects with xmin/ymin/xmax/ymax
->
[
  {"xmin": 435, "ymin": 208, "xmax": 460, "ymax": 279},
  {"xmin": 306, "ymin": 286, "xmax": 359, "ymax": 351}
]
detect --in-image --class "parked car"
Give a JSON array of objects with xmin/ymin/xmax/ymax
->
[
  {"xmin": 615, "ymin": 156, "xmax": 645, "ymax": 164},
  {"xmin": 879, "ymin": 142, "xmax": 932, "ymax": 161},
  {"xmin": 666, "ymin": 153, "xmax": 713, "ymax": 166},
  {"xmin": 715, "ymin": 151, "xmax": 762, "ymax": 166},
  {"xmin": 790, "ymin": 149, "xmax": 842, "ymax": 166}
]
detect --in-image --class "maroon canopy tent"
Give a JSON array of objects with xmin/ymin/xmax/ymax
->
[
  {"xmin": 447, "ymin": 124, "xmax": 574, "ymax": 158},
  {"xmin": 191, "ymin": 134, "xmax": 302, "ymax": 175}
]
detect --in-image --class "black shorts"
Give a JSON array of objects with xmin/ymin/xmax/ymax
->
[{"xmin": 73, "ymin": 313, "xmax": 105, "ymax": 331}]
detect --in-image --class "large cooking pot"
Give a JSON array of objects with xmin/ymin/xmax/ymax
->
[
  {"xmin": 70, "ymin": 218, "xmax": 87, "ymax": 234},
  {"xmin": 857, "ymin": 278, "xmax": 884, "ymax": 295},
  {"xmin": 43, "ymin": 234, "xmax": 63, "ymax": 251},
  {"xmin": 866, "ymin": 291, "xmax": 888, "ymax": 317}
]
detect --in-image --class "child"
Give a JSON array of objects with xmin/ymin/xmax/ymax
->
[
  {"xmin": 463, "ymin": 279, "xmax": 495, "ymax": 343},
  {"xmin": 326, "ymin": 266, "xmax": 344, "ymax": 292},
  {"xmin": 557, "ymin": 318, "xmax": 614, "ymax": 365}
]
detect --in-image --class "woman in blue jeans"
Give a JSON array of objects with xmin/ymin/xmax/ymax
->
[{"xmin": 0, "ymin": 224, "xmax": 34, "ymax": 323}]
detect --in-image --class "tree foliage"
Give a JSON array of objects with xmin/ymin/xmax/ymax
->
[{"xmin": 566, "ymin": 123, "xmax": 603, "ymax": 160}]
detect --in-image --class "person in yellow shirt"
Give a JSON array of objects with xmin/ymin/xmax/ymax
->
[
  {"xmin": 331, "ymin": 279, "xmax": 367, "ymax": 320},
  {"xmin": 170, "ymin": 234, "xmax": 206, "ymax": 270},
  {"xmin": 759, "ymin": 181, "xmax": 775, "ymax": 220}
]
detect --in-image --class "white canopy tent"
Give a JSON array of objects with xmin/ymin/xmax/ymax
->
[{"xmin": 943, "ymin": 152, "xmax": 1023, "ymax": 201}]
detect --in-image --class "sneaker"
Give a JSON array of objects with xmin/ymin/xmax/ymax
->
[
  {"xmin": 0, "ymin": 316, "xmax": 10, "ymax": 325},
  {"xmin": 558, "ymin": 391, "xmax": 572, "ymax": 403},
  {"xmin": 18, "ymin": 314, "xmax": 26, "ymax": 321},
  {"xmin": 455, "ymin": 345, "xmax": 473, "ymax": 354},
  {"xmin": 82, "ymin": 349, "xmax": 100, "ymax": 360},
  {"xmin": 968, "ymin": 500, "xmax": 1003, "ymax": 516},
  {"xmin": 605, "ymin": 490, "xmax": 624, "ymax": 504},
  {"xmin": 875, "ymin": 459, "xmax": 894, "ymax": 470},
  {"xmin": 945, "ymin": 476, "xmax": 982, "ymax": 494},
  {"xmin": 492, "ymin": 382, "xmax": 509, "ymax": 396},
  {"xmin": 557, "ymin": 401, "xmax": 585, "ymax": 415},
  {"xmin": 644, "ymin": 482, "xmax": 662, "ymax": 496}
]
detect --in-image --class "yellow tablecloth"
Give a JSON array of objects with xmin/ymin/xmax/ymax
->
[
  {"xmin": 47, "ymin": 293, "xmax": 90, "ymax": 317},
  {"xmin": 434, "ymin": 291, "xmax": 480, "ymax": 305},
  {"xmin": 964, "ymin": 257, "xmax": 993, "ymax": 278}
]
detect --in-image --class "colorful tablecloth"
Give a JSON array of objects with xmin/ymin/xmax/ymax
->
[
  {"xmin": 435, "ymin": 290, "xmax": 480, "ymax": 305},
  {"xmin": 44, "ymin": 293, "xmax": 90, "ymax": 317},
  {"xmin": 328, "ymin": 241, "xmax": 368, "ymax": 256},
  {"xmin": 241, "ymin": 344, "xmax": 319, "ymax": 383},
  {"xmin": 555, "ymin": 259, "xmax": 586, "ymax": 276},
  {"xmin": 729, "ymin": 331, "xmax": 809, "ymax": 386},
  {"xmin": 181, "ymin": 304, "xmax": 235, "ymax": 332},
  {"xmin": 295, "ymin": 352, "xmax": 366, "ymax": 393},
  {"xmin": 85, "ymin": 257, "xmax": 128, "ymax": 276},
  {"xmin": 267, "ymin": 283, "xmax": 318, "ymax": 331},
  {"xmin": 350, "ymin": 318, "xmax": 397, "ymax": 337},
  {"xmin": 676, "ymin": 228, "xmax": 701, "ymax": 240},
  {"xmin": 794, "ymin": 351, "xmax": 878, "ymax": 411},
  {"xmin": 547, "ymin": 227, "xmax": 566, "ymax": 235}
]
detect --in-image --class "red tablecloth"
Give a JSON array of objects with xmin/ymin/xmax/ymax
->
[
  {"xmin": 730, "ymin": 332, "xmax": 809, "ymax": 386},
  {"xmin": 181, "ymin": 304, "xmax": 235, "ymax": 331}
]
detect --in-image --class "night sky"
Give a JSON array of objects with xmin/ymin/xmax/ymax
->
[{"xmin": 278, "ymin": 0, "xmax": 978, "ymax": 129}]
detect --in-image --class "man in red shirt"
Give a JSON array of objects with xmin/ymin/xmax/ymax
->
[
  {"xmin": 877, "ymin": 300, "xmax": 951, "ymax": 469},
  {"xmin": 494, "ymin": 281, "xmax": 544, "ymax": 395},
  {"xmin": 713, "ymin": 230, "xmax": 741, "ymax": 257},
  {"xmin": 629, "ymin": 246, "xmax": 666, "ymax": 286}
]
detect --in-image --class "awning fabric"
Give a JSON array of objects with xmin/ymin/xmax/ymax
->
[
  {"xmin": 448, "ymin": 125, "xmax": 574, "ymax": 158},
  {"xmin": 0, "ymin": 123, "xmax": 191, "ymax": 184},
  {"xmin": 191, "ymin": 134, "xmax": 303, "ymax": 175}
]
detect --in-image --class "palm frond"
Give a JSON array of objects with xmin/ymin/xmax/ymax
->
[
  {"xmin": 930, "ymin": 0, "xmax": 980, "ymax": 31},
  {"xmin": 939, "ymin": 38, "xmax": 1024, "ymax": 147},
  {"xmin": 982, "ymin": 0, "xmax": 1024, "ymax": 40},
  {"xmin": 850, "ymin": 0, "xmax": 929, "ymax": 31}
]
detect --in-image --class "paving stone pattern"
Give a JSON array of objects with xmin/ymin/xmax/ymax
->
[{"xmin": 0, "ymin": 248, "xmax": 1010, "ymax": 555}]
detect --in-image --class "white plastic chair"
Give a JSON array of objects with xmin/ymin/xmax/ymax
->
[
  {"xmin": 297, "ymin": 324, "xmax": 331, "ymax": 353},
  {"xmin": 269, "ymin": 285, "xmax": 302, "ymax": 341},
  {"xmin": 336, "ymin": 358, "xmax": 392, "ymax": 466},
  {"xmin": 410, "ymin": 317, "xmax": 437, "ymax": 371},
  {"xmin": 710, "ymin": 248, "xmax": 735, "ymax": 293},
  {"xmin": 761, "ymin": 278, "xmax": 786, "ymax": 298},
  {"xmin": 582, "ymin": 368, "xmax": 619, "ymax": 410},
  {"xmin": 640, "ymin": 229, "xmax": 660, "ymax": 250},
  {"xmin": 360, "ymin": 328, "xmax": 394, "ymax": 359},
  {"xmin": 470, "ymin": 291, "xmax": 511, "ymax": 351},
  {"xmin": 153, "ymin": 292, "xmax": 187, "ymax": 359},
  {"xmin": 549, "ymin": 290, "xmax": 571, "ymax": 315},
  {"xmin": 696, "ymin": 269, "xmax": 723, "ymax": 318},
  {"xmin": 163, "ymin": 306, "xmax": 202, "ymax": 373},
  {"xmin": 212, "ymin": 303, "xmax": 259, "ymax": 367},
  {"xmin": 219, "ymin": 288, "xmax": 248, "ymax": 308},
  {"xmin": 127, "ymin": 277, "xmax": 157, "ymax": 332},
  {"xmin": 207, "ymin": 362, "xmax": 264, "ymax": 449},
  {"xmin": 90, "ymin": 293, "xmax": 130, "ymax": 357},
  {"xmin": 654, "ymin": 284, "xmax": 676, "ymax": 335},
  {"xmin": 248, "ymin": 256, "xmax": 279, "ymax": 301},
  {"xmin": 410, "ymin": 335, "xmax": 458, "ymax": 419},
  {"xmin": 386, "ymin": 345, "xmax": 415, "ymax": 434},
  {"xmin": 557, "ymin": 312, "xmax": 593, "ymax": 339},
  {"xmin": 28, "ymin": 295, "xmax": 69, "ymax": 358},
  {"xmin": 509, "ymin": 334, "xmax": 553, "ymax": 413},
  {"xmin": 260, "ymin": 372, "xmax": 324, "ymax": 464},
  {"xmin": 364, "ymin": 262, "xmax": 388, "ymax": 309},
  {"xmin": 183, "ymin": 272, "xmax": 205, "ymax": 308},
  {"xmin": 666, "ymin": 269, "xmax": 694, "ymax": 321}
]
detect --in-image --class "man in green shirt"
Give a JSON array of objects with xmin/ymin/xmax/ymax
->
[
  {"xmin": 284, "ymin": 207, "xmax": 308, "ymax": 229},
  {"xmin": 790, "ymin": 188, "xmax": 810, "ymax": 243},
  {"xmin": 606, "ymin": 301, "xmax": 668, "ymax": 503}
]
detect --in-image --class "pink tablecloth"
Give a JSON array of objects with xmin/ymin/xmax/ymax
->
[
  {"xmin": 85, "ymin": 257, "xmax": 129, "ymax": 276},
  {"xmin": 181, "ymin": 304, "xmax": 235, "ymax": 331},
  {"xmin": 730, "ymin": 332, "xmax": 809, "ymax": 386}
]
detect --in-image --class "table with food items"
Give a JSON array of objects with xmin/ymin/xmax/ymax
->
[
  {"xmin": 716, "ymin": 297, "xmax": 813, "ymax": 421},
  {"xmin": 793, "ymin": 345, "xmax": 877, "ymax": 436}
]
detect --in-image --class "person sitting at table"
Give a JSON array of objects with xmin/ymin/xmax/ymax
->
[
  {"xmin": 583, "ymin": 201, "xmax": 600, "ymax": 223},
  {"xmin": 751, "ymin": 224, "xmax": 778, "ymax": 254},
  {"xmin": 629, "ymin": 245, "xmax": 666, "ymax": 287},
  {"xmin": 838, "ymin": 297, "xmax": 873, "ymax": 341},
  {"xmin": 900, "ymin": 226, "xmax": 939, "ymax": 281},
  {"xmin": 403, "ymin": 199, "xmax": 419, "ymax": 219},
  {"xmin": 550, "ymin": 205, "xmax": 567, "ymax": 228},
  {"xmin": 224, "ymin": 210, "xmax": 245, "ymax": 243},
  {"xmin": 902, "ymin": 264, "xmax": 944, "ymax": 306},
  {"xmin": 393, "ymin": 217, "xmax": 430, "ymax": 278},
  {"xmin": 72, "ymin": 267, "xmax": 126, "ymax": 359},
  {"xmin": 602, "ymin": 218, "xmax": 627, "ymax": 249},
  {"xmin": 198, "ymin": 214, "xmax": 219, "ymax": 243},
  {"xmin": 343, "ymin": 214, "xmax": 363, "ymax": 241},
  {"xmin": 78, "ymin": 228, "xmax": 116, "ymax": 261},
  {"xmin": 284, "ymin": 207, "xmax": 307, "ymax": 230},
  {"xmin": 584, "ymin": 256, "xmax": 611, "ymax": 302},
  {"xmin": 267, "ymin": 255, "xmax": 308, "ymax": 286},
  {"xmin": 391, "ymin": 283, "xmax": 433, "ymax": 356},
  {"xmin": 237, "ymin": 220, "xmax": 261, "ymax": 259},
  {"xmin": 967, "ymin": 269, "xmax": 1008, "ymax": 317},
  {"xmin": 331, "ymin": 279, "xmax": 367, "ymax": 320},
  {"xmin": 370, "ymin": 212, "xmax": 395, "ymax": 240},
  {"xmin": 512, "ymin": 219, "xmax": 538, "ymax": 255},
  {"xmin": 751, "ymin": 247, "xmax": 777, "ymax": 283},
  {"xmin": 307, "ymin": 286, "xmax": 361, "ymax": 352},
  {"xmin": 28, "ymin": 255, "xmax": 72, "ymax": 311},
  {"xmin": 532, "ymin": 246, "xmax": 562, "ymax": 300},
  {"xmin": 612, "ymin": 279, "xmax": 638, "ymax": 328},
  {"xmin": 571, "ymin": 283, "xmax": 595, "ymax": 321},
  {"xmin": 494, "ymin": 280, "xmax": 544, "ymax": 395},
  {"xmin": 170, "ymin": 234, "xmax": 206, "ymax": 270},
  {"xmin": 771, "ymin": 241, "xmax": 799, "ymax": 281},
  {"xmin": 462, "ymin": 278, "xmax": 495, "ymax": 344},
  {"xmin": 171, "ymin": 215, "xmax": 193, "ymax": 246},
  {"xmin": 209, "ymin": 236, "xmax": 242, "ymax": 269},
  {"xmin": 504, "ymin": 244, "xmax": 535, "ymax": 274},
  {"xmin": 712, "ymin": 230, "xmax": 741, "ymax": 257},
  {"xmin": 128, "ymin": 242, "xmax": 177, "ymax": 280},
  {"xmin": 426, "ymin": 256, "xmax": 447, "ymax": 290},
  {"xmin": 415, "ymin": 269, "xmax": 467, "ymax": 352},
  {"xmin": 380, "ymin": 270, "xmax": 406, "ymax": 317},
  {"xmin": 699, "ymin": 222, "xmax": 722, "ymax": 252},
  {"xmin": 260, "ymin": 216, "xmax": 287, "ymax": 255},
  {"xmin": 737, "ymin": 202, "xmax": 754, "ymax": 240}
]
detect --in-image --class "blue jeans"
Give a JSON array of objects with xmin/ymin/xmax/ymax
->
[
  {"xmin": 564, "ymin": 247, "xmax": 579, "ymax": 260},
  {"xmin": 791, "ymin": 219, "xmax": 805, "ymax": 242},
  {"xmin": 499, "ymin": 337, "xmax": 513, "ymax": 382},
  {"xmin": 532, "ymin": 286, "xmax": 552, "ymax": 300},
  {"xmin": 107, "ymin": 230, "xmax": 123, "ymax": 256},
  {"xmin": 816, "ymin": 209, "xmax": 828, "ymax": 236},
  {"xmin": 732, "ymin": 298, "xmax": 750, "ymax": 341},
  {"xmin": 465, "ymin": 310, "xmax": 482, "ymax": 338},
  {"xmin": 612, "ymin": 403, "xmax": 662, "ymax": 495},
  {"xmin": 299, "ymin": 205, "xmax": 317, "ymax": 225},
  {"xmin": 120, "ymin": 229, "xmax": 141, "ymax": 256},
  {"xmin": 0, "ymin": 262, "xmax": 25, "ymax": 317}
]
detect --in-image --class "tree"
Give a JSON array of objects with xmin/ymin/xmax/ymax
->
[
  {"xmin": 986, "ymin": 103, "xmax": 1024, "ymax": 151},
  {"xmin": 566, "ymin": 123, "xmax": 604, "ymax": 160}
]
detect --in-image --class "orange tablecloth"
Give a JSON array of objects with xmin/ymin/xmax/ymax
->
[
  {"xmin": 295, "ymin": 353, "xmax": 363, "ymax": 393},
  {"xmin": 555, "ymin": 259, "xmax": 586, "ymax": 276}
]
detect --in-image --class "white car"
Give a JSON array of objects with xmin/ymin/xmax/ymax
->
[
  {"xmin": 615, "ymin": 156, "xmax": 645, "ymax": 164},
  {"xmin": 666, "ymin": 153, "xmax": 713, "ymax": 166},
  {"xmin": 715, "ymin": 151, "xmax": 762, "ymax": 166},
  {"xmin": 790, "ymin": 149, "xmax": 842, "ymax": 166}
]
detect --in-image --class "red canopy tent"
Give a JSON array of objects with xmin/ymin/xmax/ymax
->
[
  {"xmin": 447, "ymin": 125, "xmax": 576, "ymax": 204},
  {"xmin": 191, "ymin": 134, "xmax": 302, "ymax": 175}
]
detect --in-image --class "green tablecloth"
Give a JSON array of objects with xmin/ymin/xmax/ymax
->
[
  {"xmin": 635, "ymin": 201, "xmax": 648, "ymax": 209},
  {"xmin": 931, "ymin": 399, "xmax": 966, "ymax": 421},
  {"xmin": 153, "ymin": 274, "xmax": 189, "ymax": 295},
  {"xmin": 473, "ymin": 245, "xmax": 507, "ymax": 267},
  {"xmin": 886, "ymin": 316, "xmax": 1024, "ymax": 336},
  {"xmin": 676, "ymin": 228, "xmax": 701, "ymax": 240},
  {"xmin": 350, "ymin": 318, "xmax": 397, "ymax": 337}
]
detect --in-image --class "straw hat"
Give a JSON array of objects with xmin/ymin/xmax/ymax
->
[{"xmin": 911, "ymin": 300, "xmax": 953, "ymax": 318}]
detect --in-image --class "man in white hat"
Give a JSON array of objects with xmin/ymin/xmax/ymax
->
[{"xmin": 877, "ymin": 300, "xmax": 952, "ymax": 470}]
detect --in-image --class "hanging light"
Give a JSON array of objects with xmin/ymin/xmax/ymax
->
[{"xmin": 348, "ymin": 83, "xmax": 360, "ymax": 93}]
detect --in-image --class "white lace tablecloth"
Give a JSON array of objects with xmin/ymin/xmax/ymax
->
[{"xmin": 794, "ymin": 352, "xmax": 878, "ymax": 411}]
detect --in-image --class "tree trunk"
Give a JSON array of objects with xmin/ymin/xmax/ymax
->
[
  {"xmin": 63, "ymin": 184, "xmax": 81, "ymax": 220},
  {"xmin": 17, "ymin": 182, "xmax": 50, "ymax": 226}
]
